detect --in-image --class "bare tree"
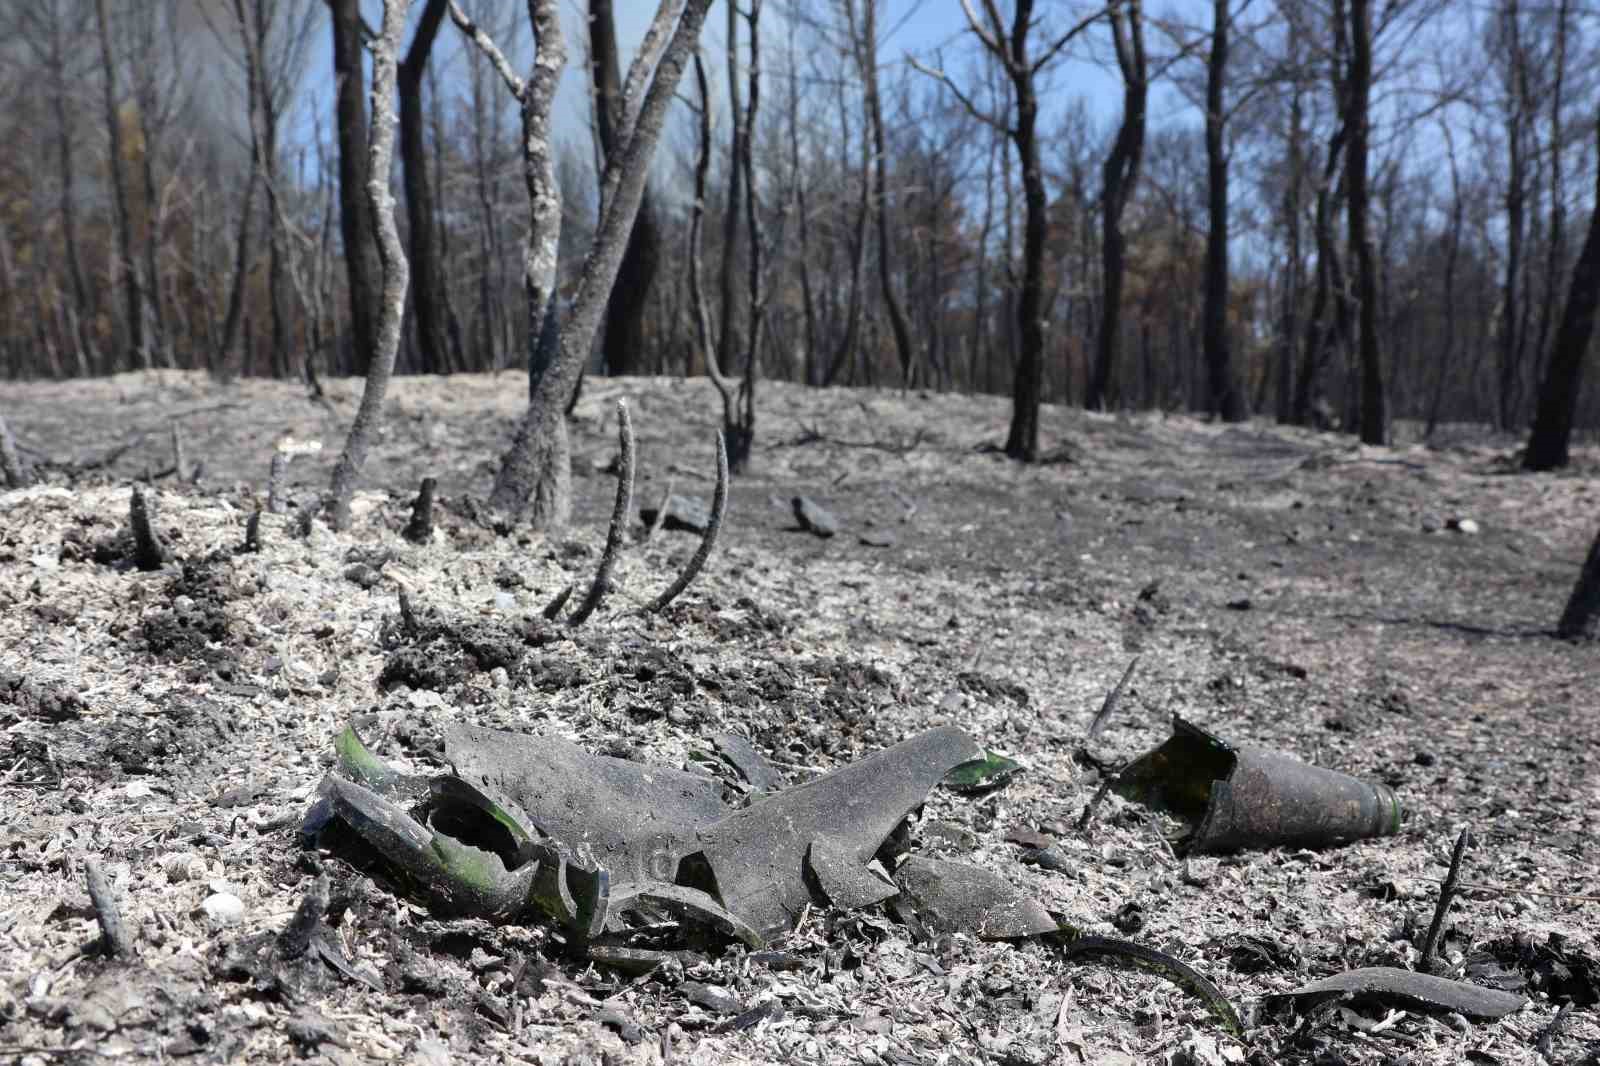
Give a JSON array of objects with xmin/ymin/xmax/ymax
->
[
  {"xmin": 328, "ymin": 0, "xmax": 384, "ymax": 375},
  {"xmin": 1346, "ymin": 0, "xmax": 1384, "ymax": 443},
  {"xmin": 325, "ymin": 0, "xmax": 411, "ymax": 529},
  {"xmin": 1202, "ymin": 0, "xmax": 1248, "ymax": 421},
  {"xmin": 845, "ymin": 0, "xmax": 917, "ymax": 388},
  {"xmin": 94, "ymin": 0, "xmax": 152, "ymax": 370},
  {"xmin": 590, "ymin": 0, "xmax": 663, "ymax": 377},
  {"xmin": 1524, "ymin": 110, "xmax": 1600, "ymax": 472},
  {"xmin": 464, "ymin": 0, "xmax": 714, "ymax": 527},
  {"xmin": 1559, "ymin": 519, "xmax": 1600, "ymax": 639},
  {"xmin": 1087, "ymin": 0, "xmax": 1147, "ymax": 411},
  {"xmin": 400, "ymin": 0, "xmax": 455, "ymax": 375}
]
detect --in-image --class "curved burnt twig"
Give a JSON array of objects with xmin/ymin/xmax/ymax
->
[{"xmin": 648, "ymin": 431, "xmax": 727, "ymax": 614}]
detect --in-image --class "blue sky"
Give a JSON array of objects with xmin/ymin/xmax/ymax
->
[{"xmin": 296, "ymin": 2, "xmax": 1195, "ymax": 153}]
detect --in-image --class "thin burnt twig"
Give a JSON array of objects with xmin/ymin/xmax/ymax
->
[
  {"xmin": 643, "ymin": 476, "xmax": 676, "ymax": 542},
  {"xmin": 569, "ymin": 402, "xmax": 635, "ymax": 627},
  {"xmin": 1086, "ymin": 656, "xmax": 1140, "ymax": 746},
  {"xmin": 649, "ymin": 432, "xmax": 728, "ymax": 614},
  {"xmin": 84, "ymin": 856, "xmax": 136, "ymax": 959},
  {"xmin": 1420, "ymin": 826, "xmax": 1471, "ymax": 973},
  {"xmin": 1077, "ymin": 775, "xmax": 1119, "ymax": 834},
  {"xmin": 128, "ymin": 487, "xmax": 167, "ymax": 571}
]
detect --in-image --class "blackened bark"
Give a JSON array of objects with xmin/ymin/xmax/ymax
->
[
  {"xmin": 1559, "ymin": 521, "xmax": 1600, "ymax": 639},
  {"xmin": 326, "ymin": 0, "xmax": 412, "ymax": 529},
  {"xmin": 329, "ymin": 0, "xmax": 384, "ymax": 375},
  {"xmin": 853, "ymin": 0, "xmax": 916, "ymax": 388},
  {"xmin": 1524, "ymin": 113, "xmax": 1600, "ymax": 472},
  {"xmin": 47, "ymin": 12, "xmax": 92, "ymax": 365},
  {"xmin": 94, "ymin": 0, "xmax": 149, "ymax": 370},
  {"xmin": 589, "ymin": 0, "xmax": 662, "ymax": 378},
  {"xmin": 1203, "ymin": 0, "xmax": 1247, "ymax": 422},
  {"xmin": 400, "ymin": 0, "xmax": 451, "ymax": 375},
  {"xmin": 1347, "ymin": 0, "xmax": 1384, "ymax": 444},
  {"xmin": 489, "ymin": 0, "xmax": 714, "ymax": 527},
  {"xmin": 1088, "ymin": 1, "xmax": 1147, "ymax": 411},
  {"xmin": 1004, "ymin": 19, "xmax": 1046, "ymax": 460}
]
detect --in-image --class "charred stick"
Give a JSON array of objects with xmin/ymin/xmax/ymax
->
[
  {"xmin": 1085, "ymin": 656, "xmax": 1140, "ymax": 746},
  {"xmin": 542, "ymin": 582, "xmax": 574, "ymax": 621},
  {"xmin": 84, "ymin": 856, "xmax": 136, "ymax": 959},
  {"xmin": 649, "ymin": 432, "xmax": 728, "ymax": 614},
  {"xmin": 129, "ymin": 486, "xmax": 167, "ymax": 571},
  {"xmin": 267, "ymin": 451, "xmax": 290, "ymax": 514},
  {"xmin": 403, "ymin": 476, "xmax": 437, "ymax": 544},
  {"xmin": 1420, "ymin": 826, "xmax": 1471, "ymax": 974},
  {"xmin": 569, "ymin": 402, "xmax": 635, "ymax": 626},
  {"xmin": 243, "ymin": 506, "xmax": 263, "ymax": 553},
  {"xmin": 644, "ymin": 477, "xmax": 676, "ymax": 542},
  {"xmin": 1077, "ymin": 775, "xmax": 1118, "ymax": 834}
]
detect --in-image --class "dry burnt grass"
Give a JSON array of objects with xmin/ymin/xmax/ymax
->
[{"xmin": 2, "ymin": 369, "xmax": 1598, "ymax": 1065}]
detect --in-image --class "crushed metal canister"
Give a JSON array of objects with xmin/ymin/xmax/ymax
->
[{"xmin": 1114, "ymin": 716, "xmax": 1402, "ymax": 853}]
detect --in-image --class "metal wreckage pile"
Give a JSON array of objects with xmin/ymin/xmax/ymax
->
[{"xmin": 299, "ymin": 711, "xmax": 1528, "ymax": 1039}]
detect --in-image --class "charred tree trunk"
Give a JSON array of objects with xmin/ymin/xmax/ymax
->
[
  {"xmin": 589, "ymin": 0, "xmax": 662, "ymax": 378},
  {"xmin": 326, "ymin": 0, "xmax": 412, "ymax": 529},
  {"xmin": 1088, "ymin": 0, "xmax": 1147, "ymax": 411},
  {"xmin": 329, "ymin": 0, "xmax": 384, "ymax": 375},
  {"xmin": 483, "ymin": 0, "xmax": 713, "ymax": 527},
  {"xmin": 1347, "ymin": 0, "xmax": 1385, "ymax": 445},
  {"xmin": 400, "ymin": 0, "xmax": 451, "ymax": 376},
  {"xmin": 94, "ymin": 0, "xmax": 149, "ymax": 370},
  {"xmin": 1202, "ymin": 0, "xmax": 1248, "ymax": 422},
  {"xmin": 1524, "ymin": 112, "xmax": 1600, "ymax": 472},
  {"xmin": 1559, "ymin": 522, "xmax": 1600, "ymax": 639},
  {"xmin": 850, "ymin": 0, "xmax": 916, "ymax": 388}
]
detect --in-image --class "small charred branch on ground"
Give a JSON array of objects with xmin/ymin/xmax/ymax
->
[
  {"xmin": 542, "ymin": 583, "xmax": 573, "ymax": 621},
  {"xmin": 1077, "ymin": 775, "xmax": 1119, "ymax": 833},
  {"xmin": 170, "ymin": 422, "xmax": 188, "ymax": 484},
  {"xmin": 643, "ymin": 476, "xmax": 675, "ymax": 541},
  {"xmin": 1420, "ymin": 826, "xmax": 1471, "ymax": 973},
  {"xmin": 129, "ymin": 487, "xmax": 168, "ymax": 571},
  {"xmin": 1086, "ymin": 656, "xmax": 1140, "ymax": 746},
  {"xmin": 0, "ymin": 413, "xmax": 32, "ymax": 488},
  {"xmin": 84, "ymin": 856, "xmax": 136, "ymax": 959},
  {"xmin": 649, "ymin": 432, "xmax": 728, "ymax": 613},
  {"xmin": 267, "ymin": 452, "xmax": 291, "ymax": 514},
  {"xmin": 243, "ymin": 507, "xmax": 263, "ymax": 553},
  {"xmin": 568, "ymin": 402, "xmax": 634, "ymax": 626},
  {"xmin": 403, "ymin": 476, "xmax": 437, "ymax": 543}
]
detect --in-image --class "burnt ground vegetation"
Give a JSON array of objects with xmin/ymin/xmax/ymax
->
[{"xmin": 1, "ymin": 369, "xmax": 1598, "ymax": 1064}]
